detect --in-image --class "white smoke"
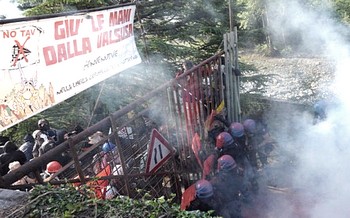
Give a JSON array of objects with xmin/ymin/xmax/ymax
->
[
  {"xmin": 0, "ymin": 0, "xmax": 23, "ymax": 19},
  {"xmin": 264, "ymin": 0, "xmax": 350, "ymax": 217}
]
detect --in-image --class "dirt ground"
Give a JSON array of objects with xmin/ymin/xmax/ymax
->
[{"xmin": 239, "ymin": 53, "xmax": 336, "ymax": 104}]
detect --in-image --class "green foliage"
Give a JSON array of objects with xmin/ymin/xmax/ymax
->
[
  {"xmin": 21, "ymin": 184, "xmax": 217, "ymax": 218},
  {"xmin": 18, "ymin": 0, "xmax": 110, "ymax": 16},
  {"xmin": 334, "ymin": 0, "xmax": 350, "ymax": 24},
  {"xmin": 240, "ymin": 93, "xmax": 267, "ymax": 117}
]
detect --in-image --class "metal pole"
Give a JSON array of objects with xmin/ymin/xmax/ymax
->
[
  {"xmin": 109, "ymin": 115, "xmax": 131, "ymax": 197},
  {"xmin": 228, "ymin": 0, "xmax": 233, "ymax": 31}
]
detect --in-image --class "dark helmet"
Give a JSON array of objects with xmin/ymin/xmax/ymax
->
[
  {"xmin": 243, "ymin": 119, "xmax": 256, "ymax": 134},
  {"xmin": 195, "ymin": 179, "xmax": 214, "ymax": 199},
  {"xmin": 102, "ymin": 142, "xmax": 116, "ymax": 153},
  {"xmin": 74, "ymin": 125, "xmax": 84, "ymax": 134},
  {"xmin": 4, "ymin": 141, "xmax": 18, "ymax": 153},
  {"xmin": 182, "ymin": 60, "xmax": 194, "ymax": 71},
  {"xmin": 217, "ymin": 155, "xmax": 237, "ymax": 172},
  {"xmin": 0, "ymin": 136, "xmax": 10, "ymax": 146},
  {"xmin": 38, "ymin": 118, "xmax": 50, "ymax": 131},
  {"xmin": 216, "ymin": 132, "xmax": 234, "ymax": 149},
  {"xmin": 229, "ymin": 122, "xmax": 244, "ymax": 138}
]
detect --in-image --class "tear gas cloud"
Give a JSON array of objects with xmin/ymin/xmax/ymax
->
[{"xmin": 265, "ymin": 0, "xmax": 350, "ymax": 217}]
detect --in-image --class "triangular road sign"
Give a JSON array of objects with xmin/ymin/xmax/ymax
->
[{"xmin": 145, "ymin": 128, "xmax": 174, "ymax": 173}]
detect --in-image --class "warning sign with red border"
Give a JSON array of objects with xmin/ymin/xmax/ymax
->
[{"xmin": 145, "ymin": 129, "xmax": 175, "ymax": 174}]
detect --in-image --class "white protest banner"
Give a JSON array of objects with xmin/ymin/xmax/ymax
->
[{"xmin": 0, "ymin": 5, "xmax": 141, "ymax": 131}]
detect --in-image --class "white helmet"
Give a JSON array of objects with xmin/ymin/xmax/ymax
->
[{"xmin": 32, "ymin": 130, "xmax": 41, "ymax": 139}]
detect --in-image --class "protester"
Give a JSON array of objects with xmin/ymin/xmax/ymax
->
[
  {"xmin": 32, "ymin": 130, "xmax": 55, "ymax": 157},
  {"xmin": 0, "ymin": 135, "xmax": 10, "ymax": 155},
  {"xmin": 35, "ymin": 118, "xmax": 67, "ymax": 147},
  {"xmin": 19, "ymin": 133, "xmax": 35, "ymax": 161},
  {"xmin": 31, "ymin": 127, "xmax": 71, "ymax": 170},
  {"xmin": 8, "ymin": 161, "xmax": 36, "ymax": 186},
  {"xmin": 0, "ymin": 141, "xmax": 26, "ymax": 176},
  {"xmin": 64, "ymin": 125, "xmax": 84, "ymax": 140},
  {"xmin": 42, "ymin": 161, "xmax": 63, "ymax": 182}
]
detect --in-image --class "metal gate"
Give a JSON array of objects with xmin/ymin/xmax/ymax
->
[{"xmin": 0, "ymin": 32, "xmax": 240, "ymax": 203}]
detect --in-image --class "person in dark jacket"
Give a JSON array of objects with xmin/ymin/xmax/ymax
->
[
  {"xmin": 19, "ymin": 134, "xmax": 35, "ymax": 161},
  {"xmin": 37, "ymin": 118, "xmax": 67, "ymax": 146},
  {"xmin": 210, "ymin": 155, "xmax": 244, "ymax": 218},
  {"xmin": 0, "ymin": 141, "xmax": 26, "ymax": 176},
  {"xmin": 228, "ymin": 122, "xmax": 247, "ymax": 169},
  {"xmin": 187, "ymin": 179, "xmax": 221, "ymax": 216},
  {"xmin": 215, "ymin": 132, "xmax": 241, "ymax": 162},
  {"xmin": 0, "ymin": 136, "xmax": 10, "ymax": 155}
]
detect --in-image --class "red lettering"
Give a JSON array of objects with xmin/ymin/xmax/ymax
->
[
  {"xmin": 109, "ymin": 9, "xmax": 131, "ymax": 26},
  {"xmin": 54, "ymin": 19, "xmax": 82, "ymax": 40},
  {"xmin": 54, "ymin": 21, "xmax": 65, "ymax": 40},
  {"xmin": 91, "ymin": 14, "xmax": 104, "ymax": 32},
  {"xmin": 43, "ymin": 46, "xmax": 57, "ymax": 65},
  {"xmin": 57, "ymin": 43, "xmax": 68, "ymax": 61},
  {"xmin": 67, "ymin": 19, "xmax": 81, "ymax": 37},
  {"xmin": 122, "ymin": 9, "xmax": 131, "ymax": 22},
  {"xmin": 97, "ymin": 24, "xmax": 133, "ymax": 48},
  {"xmin": 117, "ymin": 11, "xmax": 123, "ymax": 25},
  {"xmin": 43, "ymin": 38, "xmax": 92, "ymax": 66}
]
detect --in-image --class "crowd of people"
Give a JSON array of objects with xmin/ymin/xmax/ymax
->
[
  {"xmin": 0, "ymin": 93, "xmax": 327, "ymax": 214},
  {"xmin": 0, "ymin": 118, "xmax": 86, "ymax": 186},
  {"xmin": 183, "ymin": 110, "xmax": 276, "ymax": 218},
  {"xmin": 0, "ymin": 117, "xmax": 125, "ymax": 200},
  {"xmin": 185, "ymin": 97, "xmax": 331, "ymax": 216}
]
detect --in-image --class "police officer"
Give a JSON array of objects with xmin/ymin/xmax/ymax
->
[
  {"xmin": 187, "ymin": 179, "xmax": 221, "ymax": 216},
  {"xmin": 228, "ymin": 122, "xmax": 247, "ymax": 168},
  {"xmin": 211, "ymin": 155, "xmax": 243, "ymax": 218},
  {"xmin": 202, "ymin": 131, "xmax": 240, "ymax": 180}
]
